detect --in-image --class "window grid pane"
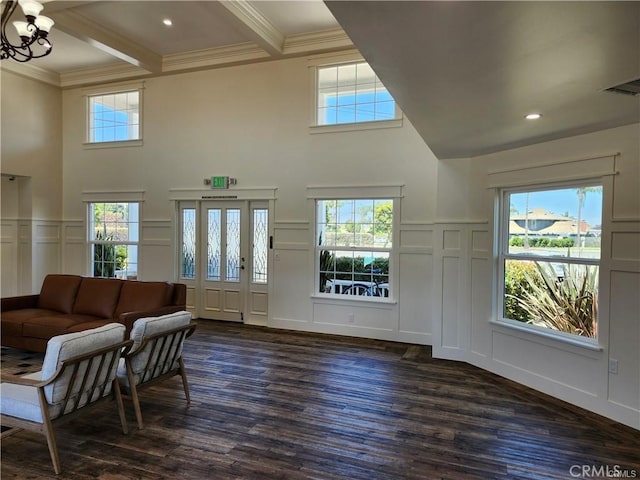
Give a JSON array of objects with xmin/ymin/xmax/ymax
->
[
  {"xmin": 89, "ymin": 90, "xmax": 140, "ymax": 143},
  {"xmin": 90, "ymin": 202, "xmax": 139, "ymax": 279},
  {"xmin": 318, "ymin": 199, "xmax": 393, "ymax": 296},
  {"xmin": 317, "ymin": 61, "xmax": 397, "ymax": 126}
]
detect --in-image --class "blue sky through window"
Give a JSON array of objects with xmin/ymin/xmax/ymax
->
[
  {"xmin": 510, "ymin": 187, "xmax": 603, "ymax": 227},
  {"xmin": 92, "ymin": 104, "xmax": 135, "ymax": 142}
]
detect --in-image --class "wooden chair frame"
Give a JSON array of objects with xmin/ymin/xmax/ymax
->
[
  {"xmin": 1, "ymin": 338, "xmax": 133, "ymax": 475},
  {"xmin": 121, "ymin": 322, "xmax": 197, "ymax": 429}
]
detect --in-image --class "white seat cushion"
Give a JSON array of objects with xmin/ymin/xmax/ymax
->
[{"xmin": 0, "ymin": 382, "xmax": 44, "ymax": 423}]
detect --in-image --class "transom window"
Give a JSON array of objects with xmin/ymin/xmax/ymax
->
[
  {"xmin": 89, "ymin": 202, "xmax": 139, "ymax": 279},
  {"xmin": 316, "ymin": 61, "xmax": 398, "ymax": 126},
  {"xmin": 498, "ymin": 182, "xmax": 603, "ymax": 340},
  {"xmin": 88, "ymin": 90, "xmax": 140, "ymax": 143},
  {"xmin": 317, "ymin": 199, "xmax": 393, "ymax": 298}
]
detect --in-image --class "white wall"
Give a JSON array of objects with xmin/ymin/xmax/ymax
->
[
  {"xmin": 0, "ymin": 70, "xmax": 63, "ymax": 294},
  {"xmin": 3, "ymin": 56, "xmax": 638, "ymax": 429},
  {"xmin": 432, "ymin": 123, "xmax": 640, "ymax": 429},
  {"xmin": 60, "ymin": 55, "xmax": 438, "ymax": 345}
]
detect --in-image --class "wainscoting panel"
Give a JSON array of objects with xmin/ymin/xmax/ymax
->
[
  {"xmin": 608, "ymin": 270, "xmax": 640, "ymax": 411},
  {"xmin": 1, "ymin": 220, "xmax": 18, "ymax": 297},
  {"xmin": 491, "ymin": 329, "xmax": 601, "ymax": 397}
]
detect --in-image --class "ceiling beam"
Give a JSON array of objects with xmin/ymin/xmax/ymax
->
[
  {"xmin": 50, "ymin": 9, "xmax": 163, "ymax": 73},
  {"xmin": 217, "ymin": 0, "xmax": 285, "ymax": 57}
]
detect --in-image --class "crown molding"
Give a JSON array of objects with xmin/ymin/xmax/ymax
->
[
  {"xmin": 22, "ymin": 28, "xmax": 353, "ymax": 88},
  {"xmin": 163, "ymin": 42, "xmax": 270, "ymax": 73},
  {"xmin": 1, "ymin": 61, "xmax": 61, "ymax": 87},
  {"xmin": 60, "ymin": 62, "xmax": 147, "ymax": 88},
  {"xmin": 284, "ymin": 28, "xmax": 353, "ymax": 56}
]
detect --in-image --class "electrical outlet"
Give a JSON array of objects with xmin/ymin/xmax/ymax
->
[{"xmin": 608, "ymin": 359, "xmax": 619, "ymax": 374}]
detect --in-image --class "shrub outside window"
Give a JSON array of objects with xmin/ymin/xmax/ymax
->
[
  {"xmin": 88, "ymin": 90, "xmax": 140, "ymax": 143},
  {"xmin": 317, "ymin": 199, "xmax": 393, "ymax": 298},
  {"xmin": 89, "ymin": 202, "xmax": 139, "ymax": 279},
  {"xmin": 498, "ymin": 182, "xmax": 602, "ymax": 339},
  {"xmin": 316, "ymin": 61, "xmax": 398, "ymax": 126}
]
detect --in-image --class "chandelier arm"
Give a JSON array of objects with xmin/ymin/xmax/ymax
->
[{"xmin": 1, "ymin": 0, "xmax": 53, "ymax": 63}]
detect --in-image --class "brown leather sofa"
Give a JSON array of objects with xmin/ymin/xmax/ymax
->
[{"xmin": 1, "ymin": 274, "xmax": 187, "ymax": 352}]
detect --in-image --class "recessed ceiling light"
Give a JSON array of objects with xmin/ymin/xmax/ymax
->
[
  {"xmin": 525, "ymin": 113, "xmax": 542, "ymax": 120},
  {"xmin": 163, "ymin": 18, "xmax": 173, "ymax": 26}
]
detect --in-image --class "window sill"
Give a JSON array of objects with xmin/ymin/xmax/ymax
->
[
  {"xmin": 83, "ymin": 140, "xmax": 143, "ymax": 149},
  {"xmin": 309, "ymin": 118, "xmax": 403, "ymax": 135},
  {"xmin": 490, "ymin": 318, "xmax": 603, "ymax": 352},
  {"xmin": 311, "ymin": 293, "xmax": 397, "ymax": 307}
]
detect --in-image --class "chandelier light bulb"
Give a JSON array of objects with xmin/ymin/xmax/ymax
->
[
  {"xmin": 17, "ymin": 0, "xmax": 43, "ymax": 19},
  {"xmin": 34, "ymin": 14, "xmax": 53, "ymax": 33},
  {"xmin": 12, "ymin": 20, "xmax": 32, "ymax": 38}
]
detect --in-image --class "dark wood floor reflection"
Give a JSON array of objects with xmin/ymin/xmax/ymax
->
[{"xmin": 2, "ymin": 320, "xmax": 639, "ymax": 479}]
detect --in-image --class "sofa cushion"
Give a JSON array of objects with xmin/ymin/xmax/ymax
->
[
  {"xmin": 0, "ymin": 309, "xmax": 62, "ymax": 336},
  {"xmin": 72, "ymin": 278, "xmax": 123, "ymax": 318},
  {"xmin": 38, "ymin": 275, "xmax": 83, "ymax": 314},
  {"xmin": 113, "ymin": 281, "xmax": 172, "ymax": 317},
  {"xmin": 22, "ymin": 316, "xmax": 86, "ymax": 340}
]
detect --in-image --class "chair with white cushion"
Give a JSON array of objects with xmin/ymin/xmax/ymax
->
[
  {"xmin": 116, "ymin": 311, "xmax": 196, "ymax": 429},
  {"xmin": 0, "ymin": 323, "xmax": 132, "ymax": 475}
]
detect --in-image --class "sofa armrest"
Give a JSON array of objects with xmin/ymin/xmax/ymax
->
[
  {"xmin": 1, "ymin": 294, "xmax": 39, "ymax": 312},
  {"xmin": 117, "ymin": 305, "xmax": 187, "ymax": 333}
]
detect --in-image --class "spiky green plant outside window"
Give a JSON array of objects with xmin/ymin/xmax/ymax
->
[{"xmin": 506, "ymin": 262, "xmax": 598, "ymax": 338}]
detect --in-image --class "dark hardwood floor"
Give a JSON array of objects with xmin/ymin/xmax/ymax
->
[{"xmin": 2, "ymin": 320, "xmax": 639, "ymax": 479}]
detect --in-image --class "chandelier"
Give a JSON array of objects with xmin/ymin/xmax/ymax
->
[{"xmin": 1, "ymin": 0, "xmax": 54, "ymax": 62}]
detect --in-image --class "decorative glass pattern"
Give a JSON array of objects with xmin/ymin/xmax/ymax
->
[
  {"xmin": 226, "ymin": 209, "xmax": 241, "ymax": 282},
  {"xmin": 207, "ymin": 209, "xmax": 221, "ymax": 280},
  {"xmin": 252, "ymin": 209, "xmax": 268, "ymax": 283},
  {"xmin": 181, "ymin": 208, "xmax": 196, "ymax": 278}
]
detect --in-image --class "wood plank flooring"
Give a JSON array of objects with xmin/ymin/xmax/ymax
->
[{"xmin": 2, "ymin": 320, "xmax": 639, "ymax": 479}]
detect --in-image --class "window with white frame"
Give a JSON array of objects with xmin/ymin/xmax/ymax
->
[
  {"xmin": 498, "ymin": 181, "xmax": 603, "ymax": 340},
  {"xmin": 88, "ymin": 90, "xmax": 140, "ymax": 143},
  {"xmin": 315, "ymin": 61, "xmax": 399, "ymax": 126},
  {"xmin": 89, "ymin": 202, "xmax": 140, "ymax": 279},
  {"xmin": 317, "ymin": 198, "xmax": 393, "ymax": 298}
]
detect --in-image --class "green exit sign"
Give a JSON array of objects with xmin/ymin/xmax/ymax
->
[{"xmin": 211, "ymin": 176, "xmax": 228, "ymax": 189}]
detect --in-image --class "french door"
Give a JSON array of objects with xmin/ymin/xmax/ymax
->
[{"xmin": 178, "ymin": 200, "xmax": 269, "ymax": 323}]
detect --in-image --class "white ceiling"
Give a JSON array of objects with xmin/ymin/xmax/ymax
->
[
  {"xmin": 4, "ymin": 0, "xmax": 350, "ymax": 85},
  {"xmin": 3, "ymin": 1, "xmax": 639, "ymax": 158}
]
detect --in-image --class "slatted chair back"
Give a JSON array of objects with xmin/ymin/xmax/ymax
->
[
  {"xmin": 116, "ymin": 311, "xmax": 196, "ymax": 429},
  {"xmin": 46, "ymin": 338, "xmax": 132, "ymax": 419},
  {"xmin": 129, "ymin": 322, "xmax": 195, "ymax": 385}
]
